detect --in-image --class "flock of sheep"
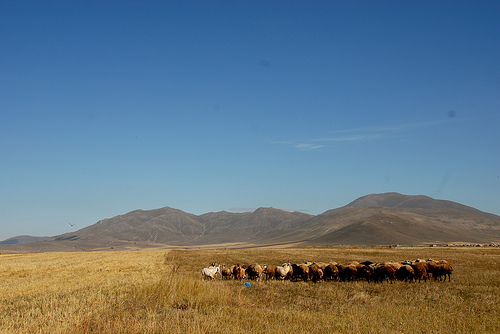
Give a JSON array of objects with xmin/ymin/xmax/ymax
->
[{"xmin": 201, "ymin": 259, "xmax": 453, "ymax": 283}]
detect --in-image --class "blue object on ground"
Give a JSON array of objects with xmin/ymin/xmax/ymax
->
[{"xmin": 244, "ymin": 282, "xmax": 251, "ymax": 287}]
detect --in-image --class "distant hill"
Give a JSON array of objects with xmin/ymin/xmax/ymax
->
[
  {"xmin": 1, "ymin": 193, "xmax": 499, "ymax": 252},
  {"xmin": 307, "ymin": 208, "xmax": 496, "ymax": 246},
  {"xmin": 323, "ymin": 192, "xmax": 498, "ymax": 220},
  {"xmin": 47, "ymin": 206, "xmax": 313, "ymax": 249},
  {"xmin": 0, "ymin": 235, "xmax": 49, "ymax": 245}
]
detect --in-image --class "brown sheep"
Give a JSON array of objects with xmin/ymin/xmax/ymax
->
[
  {"xmin": 263, "ymin": 265, "xmax": 276, "ymax": 280},
  {"xmin": 233, "ymin": 264, "xmax": 246, "ymax": 280},
  {"xmin": 354, "ymin": 264, "xmax": 372, "ymax": 281},
  {"xmin": 433, "ymin": 263, "xmax": 453, "ymax": 282},
  {"xmin": 323, "ymin": 264, "xmax": 339, "ymax": 281},
  {"xmin": 373, "ymin": 264, "xmax": 396, "ymax": 283},
  {"xmin": 309, "ymin": 263, "xmax": 323, "ymax": 282},
  {"xmin": 411, "ymin": 263, "xmax": 428, "ymax": 283},
  {"xmin": 246, "ymin": 264, "xmax": 264, "ymax": 280},
  {"xmin": 290, "ymin": 264, "xmax": 300, "ymax": 281},
  {"xmin": 221, "ymin": 265, "xmax": 233, "ymax": 280},
  {"xmin": 424, "ymin": 260, "xmax": 438, "ymax": 279},
  {"xmin": 315, "ymin": 262, "xmax": 329, "ymax": 271},
  {"xmin": 286, "ymin": 264, "xmax": 294, "ymax": 280},
  {"xmin": 291, "ymin": 263, "xmax": 309, "ymax": 281},
  {"xmin": 395, "ymin": 264, "xmax": 415, "ymax": 282},
  {"xmin": 338, "ymin": 264, "xmax": 357, "ymax": 282},
  {"xmin": 384, "ymin": 261, "xmax": 402, "ymax": 271},
  {"xmin": 298, "ymin": 264, "xmax": 310, "ymax": 281}
]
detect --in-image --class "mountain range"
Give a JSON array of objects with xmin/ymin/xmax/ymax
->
[{"xmin": 1, "ymin": 193, "xmax": 499, "ymax": 252}]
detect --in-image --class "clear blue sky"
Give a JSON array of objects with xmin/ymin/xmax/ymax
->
[{"xmin": 1, "ymin": 1, "xmax": 499, "ymax": 240}]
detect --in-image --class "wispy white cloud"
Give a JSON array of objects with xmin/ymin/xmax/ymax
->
[
  {"xmin": 273, "ymin": 119, "xmax": 458, "ymax": 150},
  {"xmin": 229, "ymin": 207, "xmax": 256, "ymax": 212},
  {"xmin": 229, "ymin": 207, "xmax": 310, "ymax": 213},
  {"xmin": 294, "ymin": 143, "xmax": 326, "ymax": 150}
]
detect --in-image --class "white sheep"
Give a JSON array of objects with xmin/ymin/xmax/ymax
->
[{"xmin": 201, "ymin": 265, "xmax": 220, "ymax": 280}]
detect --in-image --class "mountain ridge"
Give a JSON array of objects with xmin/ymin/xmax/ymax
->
[{"xmin": 2, "ymin": 193, "xmax": 499, "ymax": 251}]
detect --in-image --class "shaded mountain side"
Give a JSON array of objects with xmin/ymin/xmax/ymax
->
[
  {"xmin": 53, "ymin": 206, "xmax": 205, "ymax": 245},
  {"xmin": 0, "ymin": 235, "xmax": 49, "ymax": 245},
  {"xmin": 261, "ymin": 206, "xmax": 500, "ymax": 246},
  {"xmin": 389, "ymin": 208, "xmax": 500, "ymax": 235},
  {"xmin": 0, "ymin": 241, "xmax": 78, "ymax": 252},
  {"xmin": 49, "ymin": 206, "xmax": 314, "ymax": 247},
  {"xmin": 197, "ymin": 211, "xmax": 253, "ymax": 235},
  {"xmin": 308, "ymin": 206, "xmax": 500, "ymax": 238},
  {"xmin": 261, "ymin": 207, "xmax": 385, "ymax": 244},
  {"xmin": 193, "ymin": 208, "xmax": 313, "ymax": 245},
  {"xmin": 308, "ymin": 210, "xmax": 494, "ymax": 246},
  {"xmin": 198, "ymin": 208, "xmax": 311, "ymax": 236}
]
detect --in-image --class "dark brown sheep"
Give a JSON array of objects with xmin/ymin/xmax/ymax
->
[
  {"xmin": 354, "ymin": 264, "xmax": 372, "ymax": 281},
  {"xmin": 290, "ymin": 264, "xmax": 300, "ymax": 281},
  {"xmin": 286, "ymin": 264, "xmax": 294, "ymax": 280},
  {"xmin": 291, "ymin": 264, "xmax": 309, "ymax": 281},
  {"xmin": 395, "ymin": 264, "xmax": 415, "ymax": 282},
  {"xmin": 323, "ymin": 264, "xmax": 339, "ymax": 281},
  {"xmin": 373, "ymin": 265, "xmax": 396, "ymax": 283},
  {"xmin": 338, "ymin": 264, "xmax": 357, "ymax": 282}
]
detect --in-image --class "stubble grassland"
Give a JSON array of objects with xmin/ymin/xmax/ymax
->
[{"xmin": 0, "ymin": 247, "xmax": 499, "ymax": 333}]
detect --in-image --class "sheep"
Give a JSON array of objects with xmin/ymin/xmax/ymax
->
[
  {"xmin": 291, "ymin": 263, "xmax": 309, "ymax": 281},
  {"xmin": 263, "ymin": 265, "xmax": 277, "ymax": 280},
  {"xmin": 246, "ymin": 264, "xmax": 264, "ymax": 280},
  {"xmin": 360, "ymin": 260, "xmax": 374, "ymax": 267},
  {"xmin": 275, "ymin": 263, "xmax": 292, "ymax": 280},
  {"xmin": 214, "ymin": 258, "xmax": 451, "ymax": 285},
  {"xmin": 285, "ymin": 263, "xmax": 294, "ymax": 280},
  {"xmin": 220, "ymin": 265, "xmax": 233, "ymax": 280},
  {"xmin": 233, "ymin": 264, "xmax": 246, "ymax": 280},
  {"xmin": 411, "ymin": 263, "xmax": 428, "ymax": 283},
  {"xmin": 373, "ymin": 264, "xmax": 396, "ymax": 283},
  {"xmin": 395, "ymin": 264, "xmax": 415, "ymax": 282},
  {"xmin": 354, "ymin": 264, "xmax": 372, "ymax": 281},
  {"xmin": 317, "ymin": 262, "xmax": 329, "ymax": 270},
  {"xmin": 384, "ymin": 261, "xmax": 402, "ymax": 271},
  {"xmin": 290, "ymin": 264, "xmax": 300, "ymax": 281},
  {"xmin": 433, "ymin": 263, "xmax": 453, "ymax": 282},
  {"xmin": 323, "ymin": 263, "xmax": 339, "ymax": 281},
  {"xmin": 338, "ymin": 264, "xmax": 357, "ymax": 282},
  {"xmin": 201, "ymin": 265, "xmax": 220, "ymax": 280},
  {"xmin": 308, "ymin": 263, "xmax": 323, "ymax": 282},
  {"xmin": 423, "ymin": 260, "xmax": 438, "ymax": 279}
]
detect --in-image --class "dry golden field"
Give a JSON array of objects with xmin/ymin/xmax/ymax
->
[{"xmin": 1, "ymin": 247, "xmax": 499, "ymax": 333}]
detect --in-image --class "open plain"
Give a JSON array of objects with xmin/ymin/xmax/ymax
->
[{"xmin": 1, "ymin": 247, "xmax": 499, "ymax": 333}]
